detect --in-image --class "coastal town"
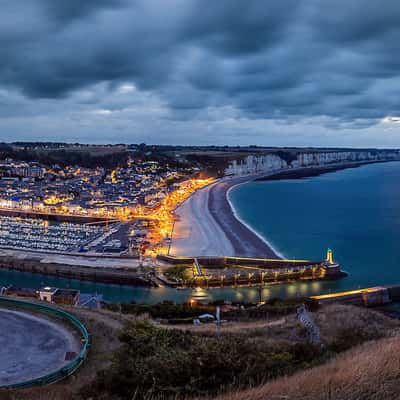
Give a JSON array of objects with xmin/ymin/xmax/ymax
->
[
  {"xmin": 0, "ymin": 149, "xmax": 214, "ymax": 257},
  {"xmin": 0, "ymin": 156, "xmax": 190, "ymax": 219},
  {"xmin": 0, "ymin": 144, "xmax": 398, "ymax": 292}
]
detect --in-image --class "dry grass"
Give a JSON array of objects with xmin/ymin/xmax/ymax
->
[
  {"xmin": 1, "ymin": 304, "xmax": 399, "ymax": 400},
  {"xmin": 313, "ymin": 303, "xmax": 399, "ymax": 342},
  {"xmin": 214, "ymin": 335, "xmax": 400, "ymax": 400},
  {"xmin": 212, "ymin": 305, "xmax": 400, "ymax": 400},
  {"xmin": 168, "ymin": 304, "xmax": 400, "ymax": 346},
  {"xmin": 166, "ymin": 317, "xmax": 287, "ymax": 334}
]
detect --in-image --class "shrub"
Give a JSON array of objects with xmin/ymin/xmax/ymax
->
[
  {"xmin": 328, "ymin": 325, "xmax": 385, "ymax": 353},
  {"xmin": 164, "ymin": 266, "xmax": 188, "ymax": 281},
  {"xmin": 89, "ymin": 320, "xmax": 323, "ymax": 399},
  {"xmin": 105, "ymin": 301, "xmax": 214, "ymax": 320}
]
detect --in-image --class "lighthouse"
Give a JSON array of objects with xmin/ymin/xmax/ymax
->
[{"xmin": 326, "ymin": 248, "xmax": 334, "ymax": 265}]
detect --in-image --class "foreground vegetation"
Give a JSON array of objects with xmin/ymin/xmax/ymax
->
[
  {"xmin": 84, "ymin": 303, "xmax": 399, "ymax": 399},
  {"xmin": 104, "ymin": 298, "xmax": 315, "ymax": 322},
  {"xmin": 215, "ymin": 335, "xmax": 400, "ymax": 400},
  {"xmin": 105, "ymin": 300, "xmax": 216, "ymax": 320},
  {"xmin": 1, "ymin": 303, "xmax": 399, "ymax": 400},
  {"xmin": 85, "ymin": 320, "xmax": 323, "ymax": 399}
]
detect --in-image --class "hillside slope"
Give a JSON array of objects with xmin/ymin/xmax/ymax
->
[{"xmin": 215, "ymin": 334, "xmax": 400, "ymax": 400}]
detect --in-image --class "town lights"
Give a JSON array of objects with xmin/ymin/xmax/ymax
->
[{"xmin": 132, "ymin": 178, "xmax": 214, "ymax": 256}]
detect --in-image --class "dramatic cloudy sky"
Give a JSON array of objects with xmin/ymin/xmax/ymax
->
[{"xmin": 2, "ymin": 1, "xmax": 400, "ymax": 146}]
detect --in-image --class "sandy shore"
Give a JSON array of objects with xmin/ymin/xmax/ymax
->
[
  {"xmin": 169, "ymin": 175, "xmax": 279, "ymax": 258},
  {"xmin": 169, "ymin": 181, "xmax": 236, "ymax": 257},
  {"xmin": 169, "ymin": 160, "xmax": 387, "ymax": 259}
]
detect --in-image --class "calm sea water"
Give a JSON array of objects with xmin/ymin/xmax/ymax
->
[
  {"xmin": 1, "ymin": 161, "xmax": 399, "ymax": 303},
  {"xmin": 229, "ymin": 161, "xmax": 400, "ymax": 297}
]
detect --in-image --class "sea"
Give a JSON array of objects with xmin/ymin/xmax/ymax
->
[{"xmin": 2, "ymin": 161, "xmax": 400, "ymax": 304}]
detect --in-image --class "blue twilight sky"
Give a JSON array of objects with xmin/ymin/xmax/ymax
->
[{"xmin": 2, "ymin": 1, "xmax": 400, "ymax": 146}]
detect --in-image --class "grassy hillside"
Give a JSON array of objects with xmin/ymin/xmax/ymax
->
[
  {"xmin": 1, "ymin": 304, "xmax": 399, "ymax": 400},
  {"xmin": 214, "ymin": 335, "xmax": 400, "ymax": 400}
]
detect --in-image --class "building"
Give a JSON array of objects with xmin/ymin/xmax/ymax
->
[
  {"xmin": 11, "ymin": 165, "xmax": 45, "ymax": 179},
  {"xmin": 52, "ymin": 289, "xmax": 80, "ymax": 306},
  {"xmin": 38, "ymin": 286, "xmax": 59, "ymax": 302},
  {"xmin": 3, "ymin": 284, "xmax": 81, "ymax": 306},
  {"xmin": 4, "ymin": 285, "xmax": 38, "ymax": 299}
]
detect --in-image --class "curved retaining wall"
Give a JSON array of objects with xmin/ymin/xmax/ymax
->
[{"xmin": 0, "ymin": 296, "xmax": 90, "ymax": 389}]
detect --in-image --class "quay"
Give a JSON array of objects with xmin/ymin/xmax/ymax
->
[
  {"xmin": 0, "ymin": 255, "xmax": 156, "ymax": 287},
  {"xmin": 311, "ymin": 285, "xmax": 400, "ymax": 306},
  {"xmin": 157, "ymin": 249, "xmax": 346, "ymax": 288}
]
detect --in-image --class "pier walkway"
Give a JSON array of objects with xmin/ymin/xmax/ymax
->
[
  {"xmin": 311, "ymin": 285, "xmax": 400, "ymax": 306},
  {"xmin": 158, "ymin": 252, "xmax": 346, "ymax": 288}
]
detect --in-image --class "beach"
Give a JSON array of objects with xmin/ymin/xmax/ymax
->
[
  {"xmin": 169, "ymin": 160, "xmax": 388, "ymax": 260},
  {"xmin": 169, "ymin": 175, "xmax": 279, "ymax": 258}
]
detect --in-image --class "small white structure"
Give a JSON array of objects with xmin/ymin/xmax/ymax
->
[
  {"xmin": 197, "ymin": 313, "xmax": 215, "ymax": 323},
  {"xmin": 39, "ymin": 286, "xmax": 58, "ymax": 302}
]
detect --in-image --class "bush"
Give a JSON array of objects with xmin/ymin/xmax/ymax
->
[
  {"xmin": 105, "ymin": 301, "xmax": 214, "ymax": 319},
  {"xmin": 89, "ymin": 320, "xmax": 323, "ymax": 399},
  {"xmin": 328, "ymin": 326, "xmax": 385, "ymax": 353},
  {"xmin": 164, "ymin": 266, "xmax": 188, "ymax": 281}
]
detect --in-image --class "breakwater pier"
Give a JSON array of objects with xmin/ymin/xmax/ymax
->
[{"xmin": 158, "ymin": 249, "xmax": 346, "ymax": 288}]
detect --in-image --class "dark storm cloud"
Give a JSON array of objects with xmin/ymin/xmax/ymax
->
[
  {"xmin": 313, "ymin": 1, "xmax": 400, "ymax": 44},
  {"xmin": 41, "ymin": 0, "xmax": 126, "ymax": 22},
  {"xmin": 1, "ymin": 0, "xmax": 400, "ymax": 135}
]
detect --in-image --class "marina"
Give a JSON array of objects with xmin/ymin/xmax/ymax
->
[{"xmin": 0, "ymin": 216, "xmax": 105, "ymax": 252}]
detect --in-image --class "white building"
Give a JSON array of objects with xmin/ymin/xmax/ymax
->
[{"xmin": 38, "ymin": 286, "xmax": 58, "ymax": 302}]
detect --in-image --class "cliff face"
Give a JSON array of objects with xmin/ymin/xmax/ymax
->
[{"xmin": 225, "ymin": 150, "xmax": 400, "ymax": 176}]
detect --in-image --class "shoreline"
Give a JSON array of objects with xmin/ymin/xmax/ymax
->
[
  {"xmin": 224, "ymin": 160, "xmax": 390, "ymax": 259},
  {"xmin": 207, "ymin": 176, "xmax": 281, "ymax": 258},
  {"xmin": 170, "ymin": 174, "xmax": 280, "ymax": 258},
  {"xmin": 170, "ymin": 172, "xmax": 284, "ymax": 259},
  {"xmin": 226, "ymin": 183, "xmax": 285, "ymax": 259},
  {"xmin": 254, "ymin": 160, "xmax": 388, "ymax": 181},
  {"xmin": 171, "ymin": 159, "xmax": 396, "ymax": 260}
]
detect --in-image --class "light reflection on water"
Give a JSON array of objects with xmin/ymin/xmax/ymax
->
[
  {"xmin": 0, "ymin": 268, "xmax": 341, "ymax": 304},
  {"xmin": 229, "ymin": 161, "xmax": 400, "ymax": 299}
]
